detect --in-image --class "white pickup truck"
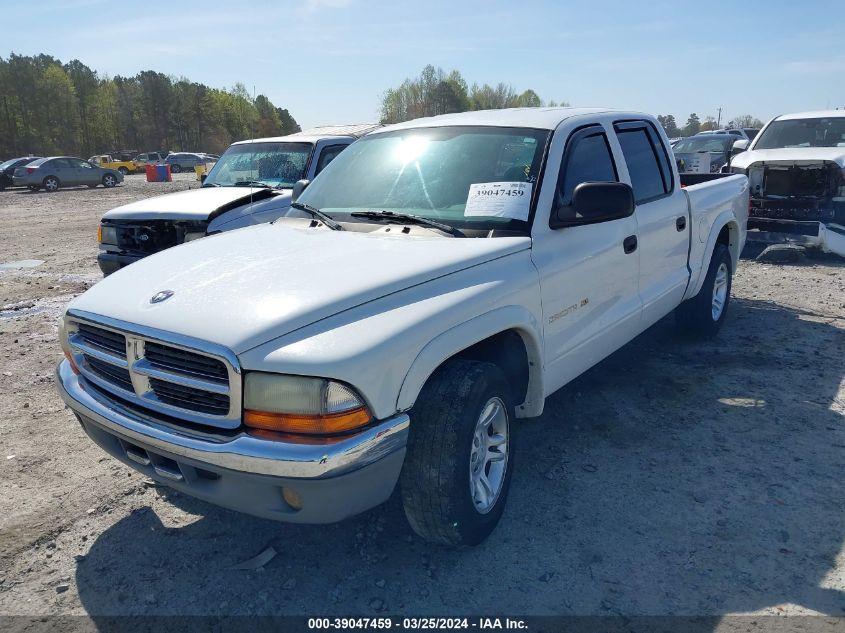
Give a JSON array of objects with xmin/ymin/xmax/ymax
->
[
  {"xmin": 57, "ymin": 108, "xmax": 748, "ymax": 545},
  {"xmin": 729, "ymin": 110, "xmax": 845, "ymax": 257},
  {"xmin": 96, "ymin": 124, "xmax": 381, "ymax": 275}
]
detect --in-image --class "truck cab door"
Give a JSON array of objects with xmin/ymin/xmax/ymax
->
[
  {"xmin": 532, "ymin": 124, "xmax": 642, "ymax": 391},
  {"xmin": 307, "ymin": 140, "xmax": 351, "ymax": 179},
  {"xmin": 613, "ymin": 121, "xmax": 690, "ymax": 327}
]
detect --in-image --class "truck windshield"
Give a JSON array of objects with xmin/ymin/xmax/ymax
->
[
  {"xmin": 297, "ymin": 126, "xmax": 549, "ymax": 232},
  {"xmin": 203, "ymin": 142, "xmax": 312, "ymax": 188},
  {"xmin": 754, "ymin": 118, "xmax": 845, "ymax": 149},
  {"xmin": 672, "ymin": 137, "xmax": 733, "ymax": 154}
]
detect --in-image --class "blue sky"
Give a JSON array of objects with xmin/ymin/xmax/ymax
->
[{"xmin": 2, "ymin": 0, "xmax": 843, "ymax": 130}]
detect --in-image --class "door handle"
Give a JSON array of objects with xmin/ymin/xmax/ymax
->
[
  {"xmin": 676, "ymin": 216, "xmax": 687, "ymax": 231},
  {"xmin": 623, "ymin": 235, "xmax": 638, "ymax": 254}
]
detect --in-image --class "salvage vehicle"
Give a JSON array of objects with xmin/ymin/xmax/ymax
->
[
  {"xmin": 96, "ymin": 124, "xmax": 381, "ymax": 275},
  {"xmin": 0, "ymin": 156, "xmax": 42, "ymax": 190},
  {"xmin": 57, "ymin": 108, "xmax": 748, "ymax": 545},
  {"xmin": 672, "ymin": 133, "xmax": 746, "ymax": 175},
  {"xmin": 13, "ymin": 156, "xmax": 123, "ymax": 192},
  {"xmin": 89, "ymin": 154, "xmax": 139, "ymax": 175},
  {"xmin": 730, "ymin": 110, "xmax": 845, "ymax": 257}
]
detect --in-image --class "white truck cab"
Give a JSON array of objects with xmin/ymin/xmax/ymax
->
[
  {"xmin": 97, "ymin": 124, "xmax": 381, "ymax": 275},
  {"xmin": 58, "ymin": 108, "xmax": 748, "ymax": 545}
]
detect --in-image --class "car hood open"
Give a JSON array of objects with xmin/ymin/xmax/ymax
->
[
  {"xmin": 732, "ymin": 147, "xmax": 845, "ymax": 169},
  {"xmin": 102, "ymin": 186, "xmax": 277, "ymax": 221},
  {"xmin": 69, "ymin": 224, "xmax": 531, "ymax": 354}
]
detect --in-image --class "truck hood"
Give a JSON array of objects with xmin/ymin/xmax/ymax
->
[
  {"xmin": 102, "ymin": 186, "xmax": 276, "ymax": 221},
  {"xmin": 69, "ymin": 224, "xmax": 531, "ymax": 354},
  {"xmin": 732, "ymin": 147, "xmax": 845, "ymax": 170}
]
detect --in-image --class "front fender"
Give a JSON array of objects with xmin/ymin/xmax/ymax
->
[{"xmin": 397, "ymin": 305, "xmax": 545, "ymax": 418}]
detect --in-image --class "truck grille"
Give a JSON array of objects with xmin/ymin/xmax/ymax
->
[
  {"xmin": 66, "ymin": 317, "xmax": 241, "ymax": 429},
  {"xmin": 145, "ymin": 342, "xmax": 228, "ymax": 381},
  {"xmin": 77, "ymin": 322, "xmax": 126, "ymax": 355}
]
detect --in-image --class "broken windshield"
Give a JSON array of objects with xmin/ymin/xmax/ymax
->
[
  {"xmin": 203, "ymin": 142, "xmax": 312, "ymax": 188},
  {"xmin": 754, "ymin": 118, "xmax": 845, "ymax": 149}
]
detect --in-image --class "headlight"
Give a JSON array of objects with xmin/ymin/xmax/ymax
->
[
  {"xmin": 183, "ymin": 231, "xmax": 206, "ymax": 243},
  {"xmin": 243, "ymin": 373, "xmax": 372, "ymax": 436},
  {"xmin": 99, "ymin": 224, "xmax": 118, "ymax": 244},
  {"xmin": 58, "ymin": 316, "xmax": 79, "ymax": 374}
]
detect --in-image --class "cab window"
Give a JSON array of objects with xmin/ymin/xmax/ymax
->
[{"xmin": 554, "ymin": 127, "xmax": 618, "ymax": 220}]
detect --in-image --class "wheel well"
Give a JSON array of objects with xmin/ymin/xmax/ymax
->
[
  {"xmin": 717, "ymin": 222, "xmax": 739, "ymax": 266},
  {"xmin": 453, "ymin": 330, "xmax": 530, "ymax": 406}
]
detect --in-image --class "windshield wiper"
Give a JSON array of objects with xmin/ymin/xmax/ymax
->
[
  {"xmin": 350, "ymin": 210, "xmax": 465, "ymax": 237},
  {"xmin": 233, "ymin": 180, "xmax": 273, "ymax": 188},
  {"xmin": 201, "ymin": 182, "xmax": 220, "ymax": 187},
  {"xmin": 289, "ymin": 201, "xmax": 343, "ymax": 231}
]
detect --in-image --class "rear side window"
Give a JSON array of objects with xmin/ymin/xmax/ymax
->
[
  {"xmin": 615, "ymin": 124, "xmax": 670, "ymax": 203},
  {"xmin": 556, "ymin": 128, "xmax": 618, "ymax": 211}
]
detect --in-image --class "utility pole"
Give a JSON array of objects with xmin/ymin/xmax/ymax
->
[{"xmin": 716, "ymin": 107, "xmax": 722, "ymax": 128}]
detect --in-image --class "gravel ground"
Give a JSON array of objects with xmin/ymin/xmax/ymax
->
[{"xmin": 0, "ymin": 176, "xmax": 844, "ymax": 624}]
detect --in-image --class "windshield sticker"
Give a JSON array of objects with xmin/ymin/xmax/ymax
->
[{"xmin": 464, "ymin": 182, "xmax": 533, "ymax": 221}]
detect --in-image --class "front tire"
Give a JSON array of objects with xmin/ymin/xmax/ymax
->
[
  {"xmin": 102, "ymin": 174, "xmax": 116, "ymax": 188},
  {"xmin": 400, "ymin": 359, "xmax": 514, "ymax": 545},
  {"xmin": 675, "ymin": 242, "xmax": 732, "ymax": 338},
  {"xmin": 170, "ymin": 164, "xmax": 182, "ymax": 173},
  {"xmin": 43, "ymin": 176, "xmax": 60, "ymax": 192}
]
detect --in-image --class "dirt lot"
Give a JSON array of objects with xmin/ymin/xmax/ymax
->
[{"xmin": 1, "ymin": 176, "xmax": 844, "ymax": 624}]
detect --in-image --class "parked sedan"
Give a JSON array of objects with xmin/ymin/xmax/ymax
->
[
  {"xmin": 12, "ymin": 156, "xmax": 124, "ymax": 192},
  {"xmin": 0, "ymin": 156, "xmax": 43, "ymax": 190},
  {"xmin": 164, "ymin": 152, "xmax": 207, "ymax": 173}
]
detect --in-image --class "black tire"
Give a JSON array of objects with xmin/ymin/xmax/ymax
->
[
  {"xmin": 117, "ymin": 166, "xmax": 129, "ymax": 175},
  {"xmin": 102, "ymin": 174, "xmax": 116, "ymax": 188},
  {"xmin": 400, "ymin": 359, "xmax": 514, "ymax": 546},
  {"xmin": 675, "ymin": 242, "xmax": 732, "ymax": 338},
  {"xmin": 170, "ymin": 164, "xmax": 182, "ymax": 173},
  {"xmin": 43, "ymin": 176, "xmax": 60, "ymax": 192}
]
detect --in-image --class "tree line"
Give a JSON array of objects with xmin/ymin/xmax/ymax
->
[
  {"xmin": 380, "ymin": 65, "xmax": 567, "ymax": 124},
  {"xmin": 0, "ymin": 54, "xmax": 300, "ymax": 159},
  {"xmin": 657, "ymin": 113, "xmax": 765, "ymax": 138}
]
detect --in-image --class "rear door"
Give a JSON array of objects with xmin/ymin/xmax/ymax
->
[
  {"xmin": 50, "ymin": 158, "xmax": 76, "ymax": 185},
  {"xmin": 532, "ymin": 124, "xmax": 642, "ymax": 390},
  {"xmin": 613, "ymin": 120, "xmax": 690, "ymax": 327}
]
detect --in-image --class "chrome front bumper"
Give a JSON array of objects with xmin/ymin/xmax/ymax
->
[{"xmin": 56, "ymin": 360, "xmax": 409, "ymax": 522}]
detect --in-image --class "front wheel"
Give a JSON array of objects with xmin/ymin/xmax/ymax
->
[
  {"xmin": 400, "ymin": 359, "xmax": 513, "ymax": 545},
  {"xmin": 675, "ymin": 242, "xmax": 733, "ymax": 338},
  {"xmin": 102, "ymin": 174, "xmax": 116, "ymax": 188},
  {"xmin": 170, "ymin": 164, "xmax": 182, "ymax": 173}
]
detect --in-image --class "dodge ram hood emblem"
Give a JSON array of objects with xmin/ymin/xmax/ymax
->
[{"xmin": 150, "ymin": 290, "xmax": 175, "ymax": 304}]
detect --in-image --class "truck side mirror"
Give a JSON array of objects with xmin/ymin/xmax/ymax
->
[
  {"xmin": 552, "ymin": 182, "xmax": 635, "ymax": 228},
  {"xmin": 731, "ymin": 139, "xmax": 749, "ymax": 153},
  {"xmin": 292, "ymin": 179, "xmax": 310, "ymax": 202}
]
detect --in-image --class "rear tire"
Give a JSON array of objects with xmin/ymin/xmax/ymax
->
[
  {"xmin": 102, "ymin": 174, "xmax": 116, "ymax": 188},
  {"xmin": 43, "ymin": 176, "xmax": 60, "ymax": 192},
  {"xmin": 400, "ymin": 359, "xmax": 514, "ymax": 546},
  {"xmin": 675, "ymin": 242, "xmax": 732, "ymax": 338},
  {"xmin": 117, "ymin": 166, "xmax": 129, "ymax": 175}
]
